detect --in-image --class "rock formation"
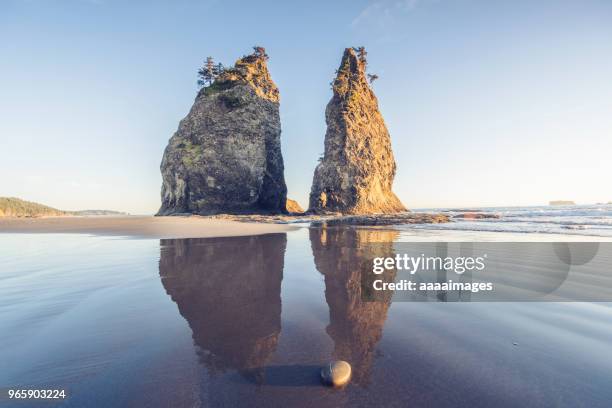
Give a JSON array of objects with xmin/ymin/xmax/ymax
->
[
  {"xmin": 158, "ymin": 50, "xmax": 287, "ymax": 215},
  {"xmin": 549, "ymin": 200, "xmax": 575, "ymax": 206},
  {"xmin": 285, "ymin": 198, "xmax": 304, "ymax": 214},
  {"xmin": 309, "ymin": 48, "xmax": 406, "ymax": 214}
]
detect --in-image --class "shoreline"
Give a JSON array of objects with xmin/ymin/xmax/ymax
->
[
  {"xmin": 1, "ymin": 214, "xmax": 610, "ymax": 241},
  {"xmin": 0, "ymin": 212, "xmax": 450, "ymax": 239},
  {"xmin": 0, "ymin": 215, "xmax": 297, "ymax": 239},
  {"xmin": 209, "ymin": 212, "xmax": 450, "ymax": 225}
]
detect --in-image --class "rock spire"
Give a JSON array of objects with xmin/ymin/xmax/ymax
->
[{"xmin": 309, "ymin": 47, "xmax": 405, "ymax": 214}]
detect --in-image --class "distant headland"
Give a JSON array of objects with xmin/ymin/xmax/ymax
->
[{"xmin": 0, "ymin": 197, "xmax": 127, "ymax": 218}]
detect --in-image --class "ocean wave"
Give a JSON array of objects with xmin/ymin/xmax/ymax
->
[
  {"xmin": 412, "ymin": 204, "xmax": 612, "ymax": 237},
  {"xmin": 453, "ymin": 217, "xmax": 612, "ymax": 227},
  {"xmin": 404, "ymin": 222, "xmax": 612, "ymax": 237}
]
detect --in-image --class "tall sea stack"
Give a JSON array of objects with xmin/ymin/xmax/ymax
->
[
  {"xmin": 309, "ymin": 48, "xmax": 405, "ymax": 214},
  {"xmin": 158, "ymin": 50, "xmax": 287, "ymax": 215}
]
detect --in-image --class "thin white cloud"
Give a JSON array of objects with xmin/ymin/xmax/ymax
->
[
  {"xmin": 351, "ymin": 2, "xmax": 383, "ymax": 27},
  {"xmin": 351, "ymin": 0, "xmax": 432, "ymax": 27}
]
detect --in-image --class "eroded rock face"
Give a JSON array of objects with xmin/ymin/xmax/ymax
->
[
  {"xmin": 309, "ymin": 48, "xmax": 406, "ymax": 214},
  {"xmin": 158, "ymin": 53, "xmax": 287, "ymax": 215}
]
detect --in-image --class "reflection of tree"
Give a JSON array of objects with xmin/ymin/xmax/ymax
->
[
  {"xmin": 159, "ymin": 234, "xmax": 286, "ymax": 382},
  {"xmin": 310, "ymin": 227, "xmax": 398, "ymax": 386}
]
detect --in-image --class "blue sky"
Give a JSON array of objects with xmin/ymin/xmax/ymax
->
[{"xmin": 1, "ymin": 0, "xmax": 611, "ymax": 213}]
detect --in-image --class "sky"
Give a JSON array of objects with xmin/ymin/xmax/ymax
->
[{"xmin": 1, "ymin": 0, "xmax": 611, "ymax": 214}]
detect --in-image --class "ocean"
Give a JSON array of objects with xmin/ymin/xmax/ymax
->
[{"xmin": 413, "ymin": 204, "xmax": 612, "ymax": 237}]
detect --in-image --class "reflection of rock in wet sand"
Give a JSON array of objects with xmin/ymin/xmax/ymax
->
[
  {"xmin": 159, "ymin": 234, "xmax": 286, "ymax": 381},
  {"xmin": 310, "ymin": 227, "xmax": 398, "ymax": 386}
]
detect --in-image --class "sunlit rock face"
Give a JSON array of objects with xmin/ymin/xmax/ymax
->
[
  {"xmin": 310, "ymin": 227, "xmax": 398, "ymax": 385},
  {"xmin": 158, "ymin": 52, "xmax": 287, "ymax": 215},
  {"xmin": 159, "ymin": 234, "xmax": 286, "ymax": 380},
  {"xmin": 309, "ymin": 48, "xmax": 406, "ymax": 215},
  {"xmin": 285, "ymin": 198, "xmax": 305, "ymax": 214}
]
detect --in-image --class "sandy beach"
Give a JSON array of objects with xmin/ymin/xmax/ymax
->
[
  {"xmin": 2, "ymin": 227, "xmax": 612, "ymax": 407},
  {"xmin": 0, "ymin": 216, "xmax": 296, "ymax": 239}
]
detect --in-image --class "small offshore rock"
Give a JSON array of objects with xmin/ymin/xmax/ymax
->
[
  {"xmin": 452, "ymin": 212, "xmax": 500, "ymax": 219},
  {"xmin": 321, "ymin": 360, "xmax": 352, "ymax": 387},
  {"xmin": 285, "ymin": 198, "xmax": 305, "ymax": 214},
  {"xmin": 310, "ymin": 212, "xmax": 449, "ymax": 227}
]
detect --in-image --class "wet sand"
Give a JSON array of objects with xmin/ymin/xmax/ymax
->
[
  {"xmin": 1, "ymin": 229, "xmax": 611, "ymax": 407},
  {"xmin": 0, "ymin": 216, "xmax": 296, "ymax": 239}
]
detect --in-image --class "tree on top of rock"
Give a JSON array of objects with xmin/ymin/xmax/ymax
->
[
  {"xmin": 353, "ymin": 46, "xmax": 368, "ymax": 65},
  {"xmin": 240, "ymin": 46, "xmax": 270, "ymax": 65},
  {"xmin": 252, "ymin": 46, "xmax": 269, "ymax": 60},
  {"xmin": 197, "ymin": 57, "xmax": 224, "ymax": 88},
  {"xmin": 351, "ymin": 46, "xmax": 380, "ymax": 85}
]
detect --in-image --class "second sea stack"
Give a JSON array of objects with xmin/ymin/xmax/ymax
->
[
  {"xmin": 309, "ymin": 48, "xmax": 406, "ymax": 214},
  {"xmin": 158, "ymin": 49, "xmax": 287, "ymax": 215}
]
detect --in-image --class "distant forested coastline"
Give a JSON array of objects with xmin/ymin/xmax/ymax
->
[{"xmin": 0, "ymin": 197, "xmax": 126, "ymax": 217}]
